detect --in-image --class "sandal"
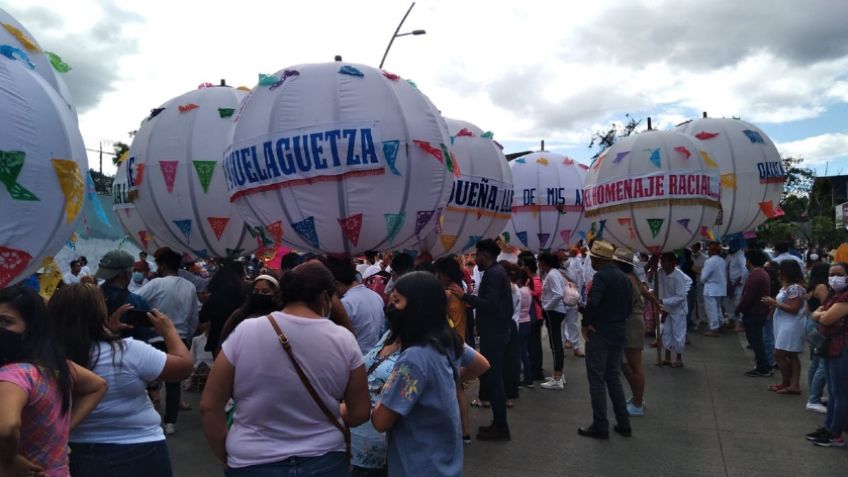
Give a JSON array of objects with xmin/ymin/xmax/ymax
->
[
  {"xmin": 470, "ymin": 399, "xmax": 491, "ymax": 408},
  {"xmin": 776, "ymin": 388, "xmax": 801, "ymax": 395},
  {"xmin": 768, "ymin": 383, "xmax": 787, "ymax": 392}
]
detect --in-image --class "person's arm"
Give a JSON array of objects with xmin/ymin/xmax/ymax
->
[
  {"xmin": 200, "ymin": 353, "xmax": 234, "ymax": 465},
  {"xmin": 459, "ymin": 348, "xmax": 490, "ymax": 383},
  {"xmin": 450, "ymin": 271, "xmax": 497, "ymax": 317},
  {"xmin": 813, "ymin": 301, "xmax": 848, "ymax": 326},
  {"xmin": 699, "ymin": 259, "xmax": 713, "ymax": 283},
  {"xmin": 149, "ymin": 310, "xmax": 194, "ymax": 382},
  {"xmin": 814, "ymin": 284, "xmax": 830, "ymax": 304},
  {"xmin": 371, "ymin": 402, "xmax": 400, "ymax": 433},
  {"xmin": 763, "ymin": 286, "xmax": 804, "ymax": 314},
  {"xmin": 735, "ymin": 275, "xmax": 757, "ymax": 315},
  {"xmin": 341, "ymin": 365, "xmax": 370, "ymax": 427},
  {"xmin": 583, "ymin": 272, "xmax": 607, "ymax": 328},
  {"xmin": 542, "ymin": 274, "xmax": 564, "ymax": 311},
  {"xmin": 661, "ymin": 273, "xmax": 688, "ymax": 309},
  {"xmin": 0, "ymin": 382, "xmax": 26, "ymax": 474},
  {"xmin": 68, "ymin": 362, "xmax": 108, "ymax": 430}
]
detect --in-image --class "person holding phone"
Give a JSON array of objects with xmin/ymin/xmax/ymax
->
[{"xmin": 47, "ymin": 283, "xmax": 193, "ymax": 477}]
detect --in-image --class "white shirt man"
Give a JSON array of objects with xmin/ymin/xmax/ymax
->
[
  {"xmin": 700, "ymin": 244, "xmax": 728, "ymax": 334},
  {"xmin": 727, "ymin": 248, "xmax": 748, "ymax": 322},
  {"xmin": 137, "ymin": 275, "xmax": 199, "ymax": 341},
  {"xmin": 341, "ymin": 283, "xmax": 386, "ymax": 354},
  {"xmin": 658, "ymin": 265, "xmax": 692, "ymax": 355}
]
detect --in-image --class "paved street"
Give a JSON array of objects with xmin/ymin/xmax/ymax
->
[{"xmin": 168, "ymin": 330, "xmax": 847, "ymax": 476}]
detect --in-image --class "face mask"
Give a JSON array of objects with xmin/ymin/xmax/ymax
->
[
  {"xmin": 248, "ymin": 293, "xmax": 274, "ymax": 313},
  {"xmin": 385, "ymin": 303, "xmax": 404, "ymax": 333},
  {"xmin": 0, "ymin": 328, "xmax": 24, "ymax": 364},
  {"xmin": 829, "ymin": 276, "xmax": 848, "ymax": 292},
  {"xmin": 132, "ymin": 272, "xmax": 145, "ymax": 284}
]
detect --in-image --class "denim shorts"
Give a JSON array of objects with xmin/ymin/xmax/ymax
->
[{"xmin": 226, "ymin": 452, "xmax": 349, "ymax": 477}]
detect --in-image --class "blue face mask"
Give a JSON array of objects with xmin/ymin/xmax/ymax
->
[{"xmin": 132, "ymin": 271, "xmax": 145, "ymax": 284}]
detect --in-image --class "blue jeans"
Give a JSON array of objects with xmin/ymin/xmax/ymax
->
[
  {"xmin": 69, "ymin": 440, "xmax": 172, "ymax": 477},
  {"xmin": 518, "ymin": 321, "xmax": 532, "ymax": 383},
  {"xmin": 806, "ymin": 319, "xmax": 828, "ymax": 404},
  {"xmin": 226, "ymin": 452, "xmax": 348, "ymax": 477},
  {"xmin": 824, "ymin": 349, "xmax": 848, "ymax": 435},
  {"xmin": 763, "ymin": 319, "xmax": 776, "ymax": 367}
]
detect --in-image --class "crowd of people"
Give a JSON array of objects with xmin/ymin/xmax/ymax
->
[{"xmin": 1, "ymin": 235, "xmax": 846, "ymax": 476}]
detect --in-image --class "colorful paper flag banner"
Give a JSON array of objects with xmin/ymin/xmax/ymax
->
[
  {"xmin": 677, "ymin": 218, "xmax": 692, "ymax": 233},
  {"xmin": 613, "ymin": 151, "xmax": 630, "ymax": 164},
  {"xmin": 192, "ymin": 161, "xmax": 216, "ymax": 193},
  {"xmin": 742, "ymin": 129, "xmax": 765, "ymax": 144},
  {"xmin": 338, "ymin": 213, "xmax": 364, "ymax": 246},
  {"xmin": 758, "ymin": 200, "xmax": 784, "ymax": 218},
  {"xmin": 0, "ymin": 150, "xmax": 39, "ymax": 201},
  {"xmin": 456, "ymin": 128, "xmax": 473, "ymax": 137},
  {"xmin": 501, "ymin": 232, "xmax": 511, "ymax": 244},
  {"xmin": 560, "ymin": 229, "xmax": 572, "ymax": 244},
  {"xmin": 694, "ymin": 131, "xmax": 719, "ymax": 140},
  {"xmin": 699, "ymin": 150, "xmax": 719, "ymax": 169},
  {"xmin": 2, "ymin": 23, "xmax": 40, "ymax": 52},
  {"xmin": 537, "ymin": 233, "xmax": 550, "ymax": 248},
  {"xmin": 440, "ymin": 144, "xmax": 460, "ymax": 176},
  {"xmin": 382, "ymin": 71, "xmax": 401, "ymax": 81},
  {"xmin": 440, "ymin": 234, "xmax": 458, "ymax": 251},
  {"xmin": 481, "ymin": 131, "xmax": 494, "ymax": 139},
  {"xmin": 382, "ymin": 141, "xmax": 401, "ymax": 175},
  {"xmin": 674, "ymin": 146, "xmax": 691, "ymax": 159},
  {"xmin": 52, "ymin": 159, "xmax": 84, "ymax": 223},
  {"xmin": 218, "ymin": 108, "xmax": 235, "ymax": 118},
  {"xmin": 178, "ymin": 103, "xmax": 199, "ymax": 113},
  {"xmin": 720, "ymin": 173, "xmax": 737, "ymax": 189},
  {"xmin": 516, "ymin": 231, "xmax": 529, "ymax": 248},
  {"xmin": 434, "ymin": 208, "xmax": 443, "ymax": 235},
  {"xmin": 536, "ymin": 157, "xmax": 549, "ymax": 165},
  {"xmin": 0, "ymin": 45, "xmax": 34, "ymax": 68},
  {"xmin": 258, "ymin": 73, "xmax": 278, "ymax": 86},
  {"xmin": 648, "ymin": 148, "xmax": 661, "ymax": 168},
  {"xmin": 618, "ymin": 217, "xmax": 636, "ymax": 240},
  {"xmin": 159, "ymin": 161, "xmax": 179, "ymax": 193},
  {"xmin": 269, "ymin": 70, "xmax": 299, "ymax": 90},
  {"xmin": 38, "ymin": 257, "xmax": 62, "ymax": 299},
  {"xmin": 173, "ymin": 219, "xmax": 193, "ymax": 242},
  {"xmin": 462, "ymin": 235, "xmax": 482, "ymax": 251},
  {"xmin": 45, "ymin": 51, "xmax": 71, "ymax": 73},
  {"xmin": 415, "ymin": 210, "xmax": 435, "ymax": 236},
  {"xmin": 563, "ymin": 157, "xmax": 575, "ymax": 165},
  {"xmin": 0, "ymin": 245, "xmax": 32, "ymax": 288},
  {"xmin": 339, "ymin": 65, "xmax": 364, "ymax": 77},
  {"xmin": 413, "ymin": 140, "xmax": 444, "ymax": 164},
  {"xmin": 292, "ymin": 216, "xmax": 320, "ymax": 249},
  {"xmin": 647, "ymin": 218, "xmax": 664, "ymax": 238},
  {"xmin": 207, "ymin": 217, "xmax": 230, "ymax": 241},
  {"xmin": 515, "ymin": 158, "xmax": 526, "ymax": 164},
  {"xmin": 384, "ymin": 213, "xmax": 406, "ymax": 245}
]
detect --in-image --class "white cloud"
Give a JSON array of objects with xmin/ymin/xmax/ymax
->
[{"xmin": 777, "ymin": 133, "xmax": 848, "ymax": 166}]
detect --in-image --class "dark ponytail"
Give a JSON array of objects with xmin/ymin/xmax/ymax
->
[{"xmin": 278, "ymin": 261, "xmax": 337, "ymax": 311}]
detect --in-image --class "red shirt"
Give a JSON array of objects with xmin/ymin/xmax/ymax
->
[
  {"xmin": 735, "ymin": 268, "xmax": 771, "ymax": 316},
  {"xmin": 820, "ymin": 291, "xmax": 848, "ymax": 358}
]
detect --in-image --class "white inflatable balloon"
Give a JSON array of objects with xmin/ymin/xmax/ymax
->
[
  {"xmin": 582, "ymin": 130, "xmax": 722, "ymax": 255},
  {"xmin": 112, "ymin": 160, "xmax": 159, "ymax": 254},
  {"xmin": 504, "ymin": 151, "xmax": 590, "ymax": 252},
  {"xmin": 0, "ymin": 56, "xmax": 87, "ymax": 287},
  {"xmin": 675, "ymin": 117, "xmax": 784, "ymax": 236},
  {"xmin": 127, "ymin": 86, "xmax": 256, "ymax": 259},
  {"xmin": 226, "ymin": 62, "xmax": 454, "ymax": 256},
  {"xmin": 0, "ymin": 8, "xmax": 76, "ymax": 114},
  {"xmin": 413, "ymin": 119, "xmax": 513, "ymax": 258}
]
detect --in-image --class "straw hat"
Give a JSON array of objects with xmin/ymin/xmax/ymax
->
[
  {"xmin": 587, "ymin": 240, "xmax": 615, "ymax": 261},
  {"xmin": 612, "ymin": 247, "xmax": 634, "ymax": 265}
]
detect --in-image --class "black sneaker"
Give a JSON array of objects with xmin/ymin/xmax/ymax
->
[
  {"xmin": 577, "ymin": 426, "xmax": 609, "ymax": 440},
  {"xmin": 613, "ymin": 425, "xmax": 632, "ymax": 437},
  {"xmin": 476, "ymin": 424, "xmax": 511, "ymax": 441},
  {"xmin": 744, "ymin": 368, "xmax": 773, "ymax": 377},
  {"xmin": 806, "ymin": 427, "xmax": 830, "ymax": 441},
  {"xmin": 812, "ymin": 433, "xmax": 845, "ymax": 447}
]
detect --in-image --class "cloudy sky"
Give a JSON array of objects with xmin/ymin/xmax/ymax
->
[{"xmin": 4, "ymin": 0, "xmax": 847, "ymax": 176}]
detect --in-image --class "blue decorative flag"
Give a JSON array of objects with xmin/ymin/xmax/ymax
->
[
  {"xmin": 516, "ymin": 231, "xmax": 529, "ymax": 248},
  {"xmin": 193, "ymin": 249, "xmax": 209, "ymax": 259},
  {"xmin": 382, "ymin": 140, "xmax": 401, "ymax": 176},
  {"xmin": 515, "ymin": 158, "xmax": 526, "ymax": 164},
  {"xmin": 85, "ymin": 171, "xmax": 111, "ymax": 226},
  {"xmin": 173, "ymin": 219, "xmax": 192, "ymax": 242},
  {"xmin": 339, "ymin": 65, "xmax": 364, "ymax": 77},
  {"xmin": 292, "ymin": 217, "xmax": 320, "ymax": 249},
  {"xmin": 537, "ymin": 233, "xmax": 550, "ymax": 248},
  {"xmin": 648, "ymin": 148, "xmax": 661, "ymax": 168},
  {"xmin": 384, "ymin": 213, "xmax": 406, "ymax": 245},
  {"xmin": 462, "ymin": 235, "xmax": 482, "ymax": 251},
  {"xmin": 742, "ymin": 129, "xmax": 765, "ymax": 144},
  {"xmin": 597, "ymin": 219, "xmax": 607, "ymax": 238}
]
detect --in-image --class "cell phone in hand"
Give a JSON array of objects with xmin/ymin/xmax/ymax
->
[{"xmin": 125, "ymin": 309, "xmax": 153, "ymax": 327}]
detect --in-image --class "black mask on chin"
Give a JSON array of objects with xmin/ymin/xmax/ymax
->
[
  {"xmin": 248, "ymin": 293, "xmax": 275, "ymax": 314},
  {"xmin": 0, "ymin": 328, "xmax": 24, "ymax": 365},
  {"xmin": 385, "ymin": 303, "xmax": 404, "ymax": 334}
]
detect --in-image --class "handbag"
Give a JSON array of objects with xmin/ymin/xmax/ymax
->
[
  {"xmin": 806, "ymin": 327, "xmax": 829, "ymax": 357},
  {"xmin": 559, "ymin": 271, "xmax": 580, "ymax": 307},
  {"xmin": 265, "ymin": 315, "xmax": 351, "ymax": 459}
]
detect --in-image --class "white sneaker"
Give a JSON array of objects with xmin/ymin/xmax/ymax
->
[
  {"xmin": 540, "ymin": 378, "xmax": 564, "ymax": 390},
  {"xmin": 164, "ymin": 423, "xmax": 176, "ymax": 435},
  {"xmin": 806, "ymin": 402, "xmax": 827, "ymax": 414}
]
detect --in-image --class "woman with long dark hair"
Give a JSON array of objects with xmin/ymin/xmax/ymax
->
[
  {"xmin": 538, "ymin": 252, "xmax": 568, "ymax": 389},
  {"xmin": 806, "ymin": 262, "xmax": 831, "ymax": 413},
  {"xmin": 219, "ymin": 275, "xmax": 280, "ymax": 346},
  {"xmin": 0, "ymin": 285, "xmax": 106, "ymax": 477},
  {"xmin": 200, "ymin": 261, "xmax": 247, "ymax": 355},
  {"xmin": 48, "ymin": 283, "xmax": 193, "ymax": 477},
  {"xmin": 372, "ymin": 272, "xmax": 465, "ymax": 476},
  {"xmin": 762, "ymin": 260, "xmax": 806, "ymax": 394},
  {"xmin": 434, "ymin": 256, "xmax": 468, "ymax": 343}
]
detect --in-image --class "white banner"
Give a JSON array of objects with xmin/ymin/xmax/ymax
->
[
  {"xmin": 583, "ymin": 170, "xmax": 720, "ymax": 212},
  {"xmin": 447, "ymin": 175, "xmax": 513, "ymax": 215}
]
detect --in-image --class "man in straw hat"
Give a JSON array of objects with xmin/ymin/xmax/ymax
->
[{"xmin": 578, "ymin": 240, "xmax": 633, "ymax": 439}]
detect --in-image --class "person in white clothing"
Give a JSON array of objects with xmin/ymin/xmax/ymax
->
[
  {"xmin": 700, "ymin": 241, "xmax": 727, "ymax": 337},
  {"xmin": 63, "ymin": 259, "xmax": 83, "ymax": 285},
  {"xmin": 538, "ymin": 252, "xmax": 568, "ymax": 389},
  {"xmin": 137, "ymin": 247, "xmax": 200, "ymax": 435},
  {"xmin": 77, "ymin": 256, "xmax": 92, "ymax": 277},
  {"xmin": 651, "ymin": 253, "xmax": 692, "ymax": 367},
  {"xmin": 128, "ymin": 260, "xmax": 150, "ymax": 293},
  {"xmin": 726, "ymin": 242, "xmax": 749, "ymax": 331},
  {"xmin": 690, "ymin": 243, "xmax": 708, "ymax": 328}
]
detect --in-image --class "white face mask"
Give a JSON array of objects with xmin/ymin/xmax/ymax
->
[{"xmin": 829, "ymin": 276, "xmax": 848, "ymax": 292}]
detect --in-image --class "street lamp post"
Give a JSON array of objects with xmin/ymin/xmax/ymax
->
[{"xmin": 379, "ymin": 2, "xmax": 426, "ymax": 69}]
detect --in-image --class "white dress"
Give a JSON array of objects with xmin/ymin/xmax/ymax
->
[{"xmin": 773, "ymin": 284, "xmax": 807, "ymax": 353}]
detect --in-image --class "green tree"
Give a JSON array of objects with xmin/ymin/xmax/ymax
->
[
  {"xmin": 112, "ymin": 142, "xmax": 130, "ymax": 166},
  {"xmin": 588, "ymin": 114, "xmax": 641, "ymax": 160}
]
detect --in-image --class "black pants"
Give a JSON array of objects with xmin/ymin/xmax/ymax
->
[
  {"xmin": 545, "ymin": 310, "xmax": 566, "ymax": 372},
  {"xmin": 584, "ymin": 333, "xmax": 629, "ymax": 431},
  {"xmin": 155, "ymin": 339, "xmax": 189, "ymax": 424},
  {"xmin": 478, "ymin": 332, "xmax": 510, "ymax": 429},
  {"xmin": 742, "ymin": 313, "xmax": 770, "ymax": 372},
  {"xmin": 529, "ymin": 318, "xmax": 545, "ymax": 380},
  {"xmin": 503, "ymin": 325, "xmax": 520, "ymax": 399}
]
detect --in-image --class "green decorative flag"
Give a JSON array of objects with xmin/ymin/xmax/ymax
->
[
  {"xmin": 45, "ymin": 51, "xmax": 71, "ymax": 73},
  {"xmin": 192, "ymin": 161, "xmax": 216, "ymax": 193},
  {"xmin": 218, "ymin": 108, "xmax": 235, "ymax": 118},
  {"xmin": 0, "ymin": 150, "xmax": 39, "ymax": 201},
  {"xmin": 481, "ymin": 131, "xmax": 494, "ymax": 139},
  {"xmin": 384, "ymin": 213, "xmax": 406, "ymax": 245},
  {"xmin": 647, "ymin": 218, "xmax": 664, "ymax": 238}
]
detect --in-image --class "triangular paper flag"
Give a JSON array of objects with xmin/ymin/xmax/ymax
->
[
  {"xmin": 218, "ymin": 108, "xmax": 235, "ymax": 118},
  {"xmin": 382, "ymin": 140, "xmax": 401, "ymax": 176},
  {"xmin": 38, "ymin": 257, "xmax": 62, "ymax": 299},
  {"xmin": 720, "ymin": 173, "xmax": 737, "ymax": 189},
  {"xmin": 613, "ymin": 151, "xmax": 630, "ymax": 164},
  {"xmin": 415, "ymin": 210, "xmax": 435, "ymax": 236},
  {"xmin": 0, "ymin": 150, "xmax": 39, "ymax": 201},
  {"xmin": 192, "ymin": 161, "xmax": 216, "ymax": 193},
  {"xmin": 699, "ymin": 150, "xmax": 719, "ymax": 169},
  {"xmin": 597, "ymin": 219, "xmax": 607, "ymax": 239},
  {"xmin": 173, "ymin": 219, "xmax": 192, "ymax": 242},
  {"xmin": 265, "ymin": 221, "xmax": 284, "ymax": 245},
  {"xmin": 537, "ymin": 233, "xmax": 550, "ymax": 247},
  {"xmin": 759, "ymin": 200, "xmax": 776, "ymax": 218},
  {"xmin": 51, "ymin": 159, "xmax": 84, "ymax": 223},
  {"xmin": 502, "ymin": 232, "xmax": 511, "ymax": 244},
  {"xmin": 515, "ymin": 158, "xmax": 526, "ymax": 164},
  {"xmin": 462, "ymin": 235, "xmax": 482, "ymax": 251},
  {"xmin": 536, "ymin": 157, "xmax": 549, "ymax": 165},
  {"xmin": 674, "ymin": 146, "xmax": 691, "ymax": 159},
  {"xmin": 292, "ymin": 217, "xmax": 320, "ymax": 249},
  {"xmin": 434, "ymin": 208, "xmax": 444, "ymax": 235},
  {"xmin": 440, "ymin": 234, "xmax": 459, "ymax": 251},
  {"xmin": 207, "ymin": 217, "xmax": 230, "ymax": 241},
  {"xmin": 560, "ymin": 229, "xmax": 572, "ymax": 244},
  {"xmin": 742, "ymin": 129, "xmax": 765, "ymax": 144},
  {"xmin": 695, "ymin": 131, "xmax": 719, "ymax": 140},
  {"xmin": 618, "ymin": 217, "xmax": 636, "ymax": 240},
  {"xmin": 563, "ymin": 157, "xmax": 575, "ymax": 165},
  {"xmin": 382, "ymin": 71, "xmax": 401, "ymax": 81},
  {"xmin": 178, "ymin": 103, "xmax": 199, "ymax": 113},
  {"xmin": 648, "ymin": 148, "xmax": 661, "ymax": 168},
  {"xmin": 677, "ymin": 218, "xmax": 692, "ymax": 233},
  {"xmin": 647, "ymin": 218, "xmax": 664, "ymax": 238},
  {"xmin": 516, "ymin": 231, "xmax": 529, "ymax": 248},
  {"xmin": 159, "ymin": 161, "xmax": 179, "ymax": 193},
  {"xmin": 135, "ymin": 163, "xmax": 145, "ymax": 186},
  {"xmin": 339, "ymin": 65, "xmax": 364, "ymax": 77},
  {"xmin": 481, "ymin": 131, "xmax": 494, "ymax": 139},
  {"xmin": 413, "ymin": 140, "xmax": 443, "ymax": 164},
  {"xmin": 647, "ymin": 245, "xmax": 663, "ymax": 256},
  {"xmin": 456, "ymin": 128, "xmax": 473, "ymax": 137},
  {"xmin": 2, "ymin": 23, "xmax": 40, "ymax": 52},
  {"xmin": 384, "ymin": 213, "xmax": 406, "ymax": 245},
  {"xmin": 138, "ymin": 231, "xmax": 150, "ymax": 250},
  {"xmin": 338, "ymin": 213, "xmax": 364, "ymax": 246},
  {"xmin": 46, "ymin": 51, "xmax": 70, "ymax": 73},
  {"xmin": 440, "ymin": 144, "xmax": 460, "ymax": 176},
  {"xmin": 0, "ymin": 245, "xmax": 32, "ymax": 288}
]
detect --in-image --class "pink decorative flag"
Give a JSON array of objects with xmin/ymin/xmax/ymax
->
[
  {"xmin": 674, "ymin": 146, "xmax": 691, "ymax": 159},
  {"xmin": 207, "ymin": 217, "xmax": 230, "ymax": 241},
  {"xmin": 413, "ymin": 140, "xmax": 444, "ymax": 164},
  {"xmin": 695, "ymin": 131, "xmax": 720, "ymax": 140},
  {"xmin": 178, "ymin": 103, "xmax": 199, "ymax": 113},
  {"xmin": 338, "ymin": 213, "xmax": 364, "ymax": 246},
  {"xmin": 456, "ymin": 128, "xmax": 473, "ymax": 137},
  {"xmin": 0, "ymin": 246, "xmax": 32, "ymax": 288},
  {"xmin": 159, "ymin": 161, "xmax": 179, "ymax": 193},
  {"xmin": 265, "ymin": 221, "xmax": 284, "ymax": 245},
  {"xmin": 560, "ymin": 229, "xmax": 572, "ymax": 244}
]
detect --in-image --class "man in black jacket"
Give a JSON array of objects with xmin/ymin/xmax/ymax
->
[
  {"xmin": 449, "ymin": 239, "xmax": 513, "ymax": 441},
  {"xmin": 579, "ymin": 240, "xmax": 633, "ymax": 439}
]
